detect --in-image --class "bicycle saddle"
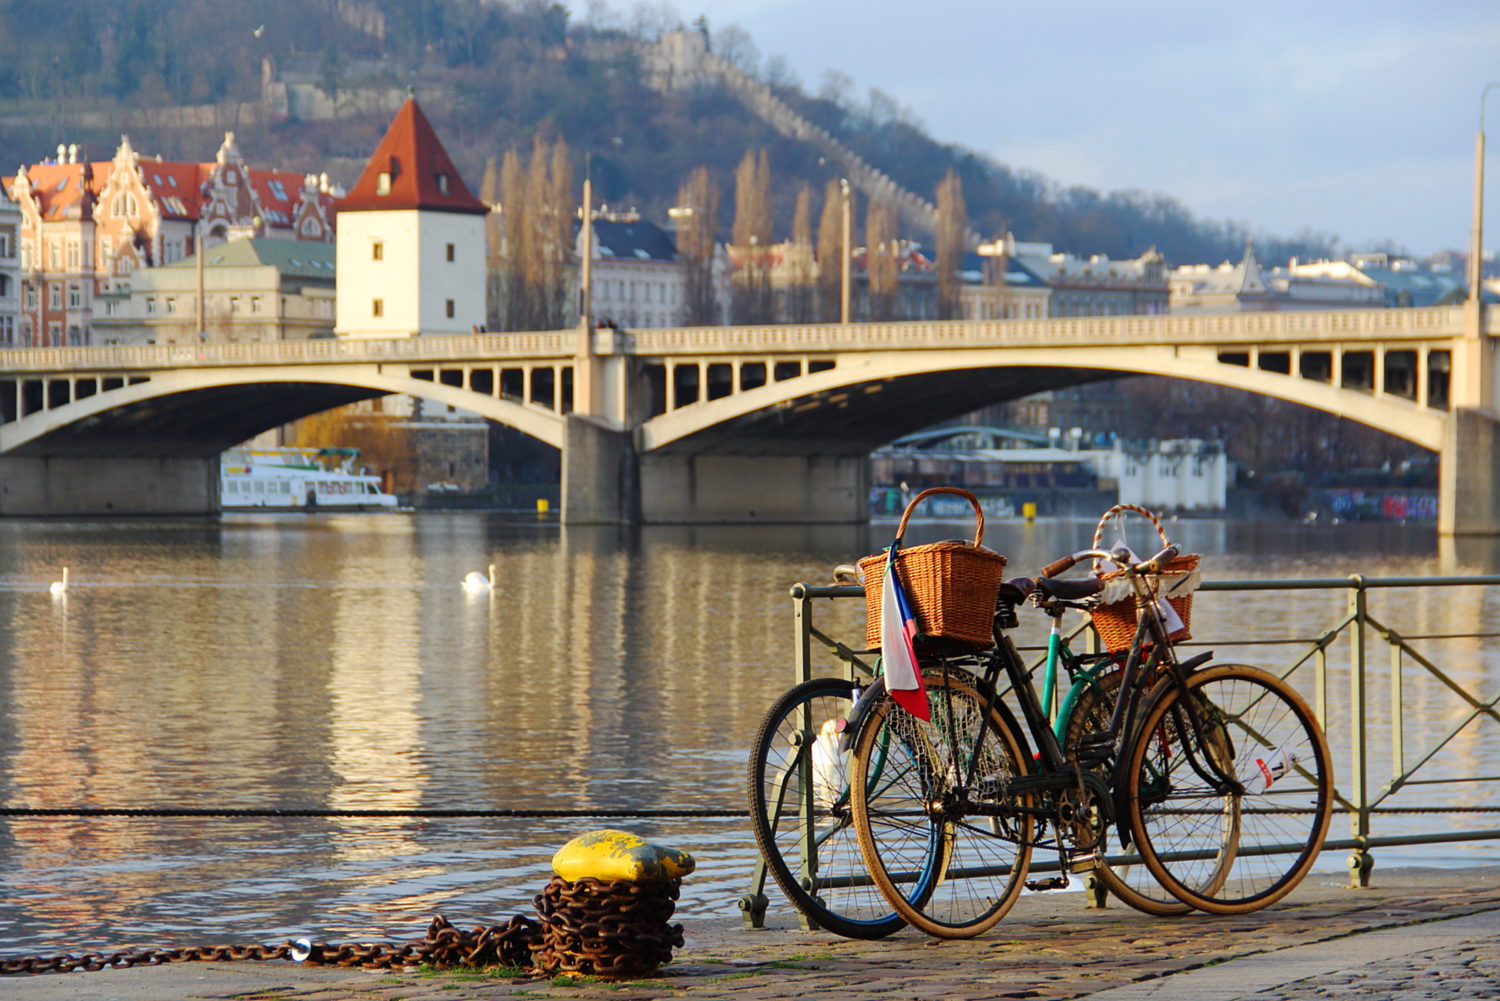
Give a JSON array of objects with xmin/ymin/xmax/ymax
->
[{"xmin": 1034, "ymin": 575, "xmax": 1106, "ymax": 601}]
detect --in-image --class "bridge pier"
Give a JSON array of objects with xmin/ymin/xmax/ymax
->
[
  {"xmin": 637, "ymin": 453, "xmax": 869, "ymax": 524},
  {"xmin": 561, "ymin": 416, "xmax": 640, "ymax": 525},
  {"xmin": 0, "ymin": 456, "xmax": 221, "ymax": 516},
  {"xmin": 1440, "ymin": 408, "xmax": 1500, "ymax": 535}
]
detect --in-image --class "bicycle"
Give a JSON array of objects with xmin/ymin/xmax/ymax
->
[
  {"xmin": 845, "ymin": 543, "xmax": 1334, "ymax": 937},
  {"xmin": 744, "ymin": 566, "xmax": 938, "ymax": 939}
]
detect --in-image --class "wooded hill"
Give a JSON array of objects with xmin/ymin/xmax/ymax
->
[{"xmin": 0, "ymin": 0, "xmax": 1357, "ymax": 265}]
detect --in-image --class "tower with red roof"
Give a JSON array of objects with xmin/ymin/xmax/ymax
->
[{"xmin": 333, "ymin": 97, "xmax": 488, "ymax": 339}]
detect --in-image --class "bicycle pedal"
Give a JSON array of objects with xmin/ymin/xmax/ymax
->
[{"xmin": 1024, "ymin": 876, "xmax": 1070, "ymax": 892}]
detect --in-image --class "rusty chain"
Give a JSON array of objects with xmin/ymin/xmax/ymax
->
[
  {"xmin": 531, "ymin": 876, "xmax": 684, "ymax": 979},
  {"xmin": 0, "ymin": 914, "xmax": 542, "ymax": 977}
]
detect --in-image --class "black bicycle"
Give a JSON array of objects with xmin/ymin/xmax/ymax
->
[{"xmin": 845, "ymin": 543, "xmax": 1334, "ymax": 937}]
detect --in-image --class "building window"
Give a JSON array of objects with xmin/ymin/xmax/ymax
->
[
  {"xmin": 446, "ymin": 243, "xmax": 455, "ymax": 262},
  {"xmin": 230, "ymin": 297, "xmax": 240, "ymax": 313},
  {"xmin": 372, "ymin": 241, "xmax": 384, "ymax": 261},
  {"xmin": 372, "ymin": 298, "xmax": 384, "ymax": 317},
  {"xmin": 49, "ymin": 284, "xmax": 61, "ymax": 309},
  {"xmin": 376, "ymin": 172, "xmax": 391, "ymax": 195},
  {"xmin": 435, "ymin": 173, "xmax": 450, "ymax": 195},
  {"xmin": 113, "ymin": 193, "xmax": 137, "ymax": 217},
  {"xmin": 250, "ymin": 297, "xmax": 261, "ymax": 313},
  {"xmin": 0, "ymin": 275, "xmax": 7, "ymax": 297},
  {"xmin": 146, "ymin": 297, "xmax": 156, "ymax": 314},
  {"xmin": 0, "ymin": 229, "xmax": 11, "ymax": 257},
  {"xmin": 104, "ymin": 300, "xmax": 119, "ymax": 316},
  {"xmin": 445, "ymin": 299, "xmax": 455, "ymax": 318},
  {"xmin": 165, "ymin": 297, "xmax": 176, "ymax": 314},
  {"xmin": 47, "ymin": 322, "xmax": 60, "ymax": 345},
  {"xmin": 49, "ymin": 243, "xmax": 61, "ymax": 269},
  {"xmin": 67, "ymin": 283, "xmax": 81, "ymax": 308},
  {"xmin": 66, "ymin": 242, "xmax": 80, "ymax": 268},
  {"xmin": 0, "ymin": 316, "xmax": 13, "ymax": 344},
  {"xmin": 25, "ymin": 287, "xmax": 37, "ymax": 310}
]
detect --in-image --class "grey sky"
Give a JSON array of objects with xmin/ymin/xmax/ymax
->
[{"xmin": 635, "ymin": 1, "xmax": 1500, "ymax": 260}]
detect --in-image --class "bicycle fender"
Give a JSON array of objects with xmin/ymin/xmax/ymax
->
[{"xmin": 836, "ymin": 677, "xmax": 887, "ymax": 754}]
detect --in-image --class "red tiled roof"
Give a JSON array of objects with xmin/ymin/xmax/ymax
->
[
  {"xmin": 335, "ymin": 98, "xmax": 487, "ymax": 216},
  {"xmin": 8, "ymin": 158, "xmax": 333, "ymax": 224}
]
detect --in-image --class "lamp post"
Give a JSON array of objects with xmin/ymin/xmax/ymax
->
[
  {"xmin": 840, "ymin": 178, "xmax": 852, "ymax": 324},
  {"xmin": 1461, "ymin": 83, "xmax": 1500, "ymax": 410},
  {"xmin": 579, "ymin": 172, "xmax": 593, "ymax": 333},
  {"xmin": 1469, "ymin": 84, "xmax": 1500, "ymax": 327}
]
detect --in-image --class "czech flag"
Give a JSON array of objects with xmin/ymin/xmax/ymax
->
[{"xmin": 881, "ymin": 541, "xmax": 930, "ymax": 721}]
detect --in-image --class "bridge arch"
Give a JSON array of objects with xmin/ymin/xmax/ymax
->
[
  {"xmin": 0, "ymin": 366, "xmax": 568, "ymax": 456},
  {"xmin": 637, "ymin": 344, "xmax": 1447, "ymax": 455}
]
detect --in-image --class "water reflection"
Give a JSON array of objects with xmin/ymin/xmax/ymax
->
[{"xmin": 0, "ymin": 513, "xmax": 1494, "ymax": 952}]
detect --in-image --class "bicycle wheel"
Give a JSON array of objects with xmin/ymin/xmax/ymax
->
[
  {"xmin": 1061, "ymin": 666, "xmax": 1192, "ymax": 917},
  {"xmin": 747, "ymin": 677, "xmax": 905, "ymax": 939},
  {"xmin": 850, "ymin": 665, "xmax": 1033, "ymax": 939},
  {"xmin": 1126, "ymin": 663, "xmax": 1332, "ymax": 915}
]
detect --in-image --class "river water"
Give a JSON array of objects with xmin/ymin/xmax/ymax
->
[{"xmin": 2, "ymin": 512, "xmax": 1498, "ymax": 954}]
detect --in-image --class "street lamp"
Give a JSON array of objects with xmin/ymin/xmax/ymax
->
[
  {"xmin": 840, "ymin": 178, "xmax": 852, "ymax": 324},
  {"xmin": 1469, "ymin": 83, "xmax": 1500, "ymax": 324}
]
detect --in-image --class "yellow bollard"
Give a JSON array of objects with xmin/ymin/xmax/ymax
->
[
  {"xmin": 1023, "ymin": 501, "xmax": 1037, "ymax": 521},
  {"xmin": 536, "ymin": 498, "xmax": 550, "ymax": 515},
  {"xmin": 533, "ymin": 830, "xmax": 693, "ymax": 978}
]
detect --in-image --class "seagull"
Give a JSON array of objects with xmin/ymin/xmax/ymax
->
[
  {"xmin": 462, "ymin": 564, "xmax": 496, "ymax": 593},
  {"xmin": 49, "ymin": 567, "xmax": 69, "ymax": 596},
  {"xmin": 253, "ymin": 25, "xmax": 265, "ymax": 38}
]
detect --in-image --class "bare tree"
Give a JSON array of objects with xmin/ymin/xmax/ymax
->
[
  {"xmin": 498, "ymin": 149, "xmax": 529, "ymax": 330},
  {"xmin": 934, "ymin": 169, "xmax": 967, "ymax": 320},
  {"xmin": 815, "ymin": 177, "xmax": 846, "ymax": 322},
  {"xmin": 481, "ymin": 155, "xmax": 502, "ymax": 330},
  {"xmin": 782, "ymin": 182, "xmax": 815, "ymax": 323},
  {"xmin": 676, "ymin": 166, "xmax": 721, "ymax": 326},
  {"xmin": 731, "ymin": 149, "xmax": 773, "ymax": 324},
  {"xmin": 866, "ymin": 199, "xmax": 898, "ymax": 321}
]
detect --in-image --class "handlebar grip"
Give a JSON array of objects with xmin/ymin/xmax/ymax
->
[
  {"xmin": 1138, "ymin": 544, "xmax": 1180, "ymax": 574},
  {"xmin": 1041, "ymin": 554, "xmax": 1075, "ymax": 578}
]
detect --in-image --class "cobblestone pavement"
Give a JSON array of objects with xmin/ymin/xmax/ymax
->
[{"xmin": 2, "ymin": 866, "xmax": 1497, "ymax": 1001}]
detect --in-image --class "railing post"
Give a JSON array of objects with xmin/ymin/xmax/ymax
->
[
  {"xmin": 1390, "ymin": 628, "xmax": 1404, "ymax": 787},
  {"xmin": 1347, "ymin": 575, "xmax": 1373, "ymax": 887}
]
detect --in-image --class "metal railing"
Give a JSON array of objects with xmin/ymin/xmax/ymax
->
[{"xmin": 786, "ymin": 574, "xmax": 1500, "ymax": 891}]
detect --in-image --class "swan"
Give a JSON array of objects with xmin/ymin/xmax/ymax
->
[
  {"xmin": 49, "ymin": 567, "xmax": 69, "ymax": 596},
  {"xmin": 462, "ymin": 564, "xmax": 496, "ymax": 593}
]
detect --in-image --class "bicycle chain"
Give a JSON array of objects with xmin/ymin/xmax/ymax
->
[{"xmin": 0, "ymin": 914, "xmax": 542, "ymax": 977}]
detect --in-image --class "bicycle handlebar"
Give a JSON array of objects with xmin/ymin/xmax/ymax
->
[{"xmin": 1039, "ymin": 544, "xmax": 1180, "ymax": 579}]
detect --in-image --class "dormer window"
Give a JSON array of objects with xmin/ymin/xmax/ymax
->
[
  {"xmin": 376, "ymin": 172, "xmax": 391, "ymax": 195},
  {"xmin": 372, "ymin": 241, "xmax": 384, "ymax": 261},
  {"xmin": 435, "ymin": 173, "xmax": 450, "ymax": 195}
]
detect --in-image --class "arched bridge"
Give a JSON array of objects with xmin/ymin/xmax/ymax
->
[{"xmin": 2, "ymin": 306, "xmax": 1497, "ymax": 530}]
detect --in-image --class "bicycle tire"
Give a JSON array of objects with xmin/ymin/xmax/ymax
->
[
  {"xmin": 747, "ymin": 677, "xmax": 905, "ymax": 939},
  {"xmin": 850, "ymin": 665, "xmax": 1033, "ymax": 939},
  {"xmin": 1060, "ymin": 666, "xmax": 1193, "ymax": 917},
  {"xmin": 1126, "ymin": 663, "xmax": 1332, "ymax": 915}
]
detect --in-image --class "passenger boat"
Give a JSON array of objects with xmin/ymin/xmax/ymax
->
[{"xmin": 220, "ymin": 447, "xmax": 400, "ymax": 510}]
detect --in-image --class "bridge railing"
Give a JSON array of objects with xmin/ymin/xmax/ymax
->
[
  {"xmin": 1, "ymin": 306, "xmax": 1492, "ymax": 372},
  {"xmin": 0, "ymin": 330, "xmax": 577, "ymax": 372},
  {"xmin": 786, "ymin": 573, "xmax": 1500, "ymax": 889}
]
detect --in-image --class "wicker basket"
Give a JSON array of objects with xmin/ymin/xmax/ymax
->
[
  {"xmin": 859, "ymin": 487, "xmax": 1008, "ymax": 652},
  {"xmin": 1089, "ymin": 504, "xmax": 1199, "ymax": 653}
]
